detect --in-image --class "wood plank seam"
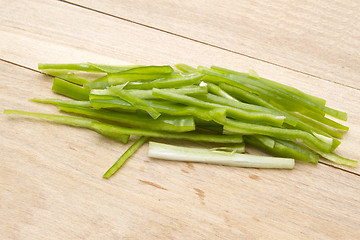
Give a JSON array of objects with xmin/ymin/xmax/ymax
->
[
  {"xmin": 56, "ymin": 0, "xmax": 360, "ymax": 91},
  {"xmin": 1, "ymin": 58, "xmax": 358, "ymax": 176}
]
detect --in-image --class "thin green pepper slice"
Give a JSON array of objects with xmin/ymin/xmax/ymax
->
[
  {"xmin": 4, "ymin": 109, "xmax": 129, "ymax": 143},
  {"xmin": 31, "ymin": 98, "xmax": 92, "ymax": 108},
  {"xmin": 108, "ymin": 87, "xmax": 160, "ymax": 119},
  {"xmin": 43, "ymin": 70, "xmax": 90, "ymax": 85},
  {"xmin": 52, "ymin": 78, "xmax": 90, "ymax": 101},
  {"xmin": 38, "ymin": 62, "xmax": 143, "ymax": 73},
  {"xmin": 174, "ymin": 63, "xmax": 197, "ymax": 73},
  {"xmin": 57, "ymin": 105, "xmax": 195, "ymax": 132},
  {"xmin": 244, "ymin": 135, "xmax": 319, "ymax": 164},
  {"xmin": 210, "ymin": 109, "xmax": 334, "ymax": 153},
  {"xmin": 103, "ymin": 136, "xmax": 149, "ymax": 179},
  {"xmin": 152, "ymin": 88, "xmax": 285, "ymax": 127},
  {"xmin": 4, "ymin": 109, "xmax": 243, "ymax": 143},
  {"xmin": 123, "ymin": 73, "xmax": 204, "ymax": 90},
  {"xmin": 211, "ymin": 65, "xmax": 326, "ymax": 107}
]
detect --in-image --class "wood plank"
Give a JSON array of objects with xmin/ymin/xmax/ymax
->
[
  {"xmin": 1, "ymin": 60, "xmax": 360, "ymax": 239},
  {"xmin": 1, "ymin": 0, "xmax": 359, "ymax": 173},
  {"xmin": 65, "ymin": 0, "xmax": 360, "ymax": 89}
]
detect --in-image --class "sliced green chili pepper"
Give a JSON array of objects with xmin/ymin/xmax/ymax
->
[
  {"xmin": 103, "ymin": 136, "xmax": 149, "ymax": 179},
  {"xmin": 52, "ymin": 78, "xmax": 90, "ymax": 100},
  {"xmin": 57, "ymin": 105, "xmax": 195, "ymax": 132}
]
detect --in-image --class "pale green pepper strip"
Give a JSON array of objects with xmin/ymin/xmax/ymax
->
[
  {"xmin": 210, "ymin": 143, "xmax": 245, "ymax": 154},
  {"xmin": 123, "ymin": 73, "xmax": 204, "ymax": 90},
  {"xmin": 118, "ymin": 65, "xmax": 173, "ymax": 74},
  {"xmin": 108, "ymin": 73, "xmax": 168, "ymax": 86},
  {"xmin": 31, "ymin": 98, "xmax": 92, "ymax": 108},
  {"xmin": 210, "ymin": 66, "xmax": 347, "ymax": 121},
  {"xmin": 88, "ymin": 63, "xmax": 145, "ymax": 73},
  {"xmin": 52, "ymin": 78, "xmax": 90, "ymax": 101},
  {"xmin": 219, "ymin": 83, "xmax": 349, "ymax": 132},
  {"xmin": 174, "ymin": 63, "xmax": 197, "ymax": 73},
  {"xmin": 57, "ymin": 105, "xmax": 195, "ymax": 132},
  {"xmin": 206, "ymin": 82, "xmax": 239, "ymax": 101},
  {"xmin": 211, "ymin": 65, "xmax": 326, "ymax": 107},
  {"xmin": 38, "ymin": 62, "xmax": 143, "ymax": 73},
  {"xmin": 4, "ymin": 109, "xmax": 243, "ymax": 143},
  {"xmin": 315, "ymin": 151, "xmax": 357, "ymax": 167},
  {"xmin": 124, "ymin": 86, "xmax": 208, "ymax": 99},
  {"xmin": 93, "ymin": 86, "xmax": 207, "ymax": 100},
  {"xmin": 210, "ymin": 109, "xmax": 334, "ymax": 153},
  {"xmin": 107, "ymin": 65, "xmax": 174, "ymax": 85},
  {"xmin": 103, "ymin": 136, "xmax": 149, "ymax": 179},
  {"xmin": 89, "ymin": 96, "xmax": 136, "ymax": 112},
  {"xmin": 4, "ymin": 109, "xmax": 129, "ymax": 144},
  {"xmin": 152, "ymin": 88, "xmax": 285, "ymax": 127},
  {"xmin": 39, "ymin": 63, "xmax": 101, "ymax": 72},
  {"xmin": 201, "ymin": 67, "xmax": 331, "ymax": 117},
  {"xmin": 83, "ymin": 80, "xmax": 110, "ymax": 90},
  {"xmin": 197, "ymin": 93, "xmax": 296, "ymax": 126},
  {"xmin": 43, "ymin": 70, "xmax": 90, "ymax": 85},
  {"xmin": 244, "ymin": 135, "xmax": 319, "ymax": 164},
  {"xmin": 291, "ymin": 112, "xmax": 345, "ymax": 139},
  {"xmin": 108, "ymin": 87, "xmax": 160, "ymax": 119},
  {"xmin": 144, "ymin": 99, "xmax": 213, "ymax": 121}
]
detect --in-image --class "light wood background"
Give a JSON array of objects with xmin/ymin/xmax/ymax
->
[{"xmin": 1, "ymin": 0, "xmax": 359, "ymax": 239}]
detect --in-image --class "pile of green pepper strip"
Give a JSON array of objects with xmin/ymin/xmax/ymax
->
[{"xmin": 4, "ymin": 62, "xmax": 357, "ymax": 178}]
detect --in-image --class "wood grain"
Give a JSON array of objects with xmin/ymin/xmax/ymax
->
[
  {"xmin": 1, "ymin": 61, "xmax": 360, "ymax": 239},
  {"xmin": 1, "ymin": 0, "xmax": 359, "ymax": 173},
  {"xmin": 1, "ymin": 0, "xmax": 360, "ymax": 239},
  {"xmin": 67, "ymin": 0, "xmax": 360, "ymax": 89}
]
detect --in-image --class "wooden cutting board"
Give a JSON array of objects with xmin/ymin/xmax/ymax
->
[{"xmin": 1, "ymin": 0, "xmax": 360, "ymax": 239}]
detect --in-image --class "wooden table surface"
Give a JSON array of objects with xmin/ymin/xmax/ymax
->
[{"xmin": 1, "ymin": 1, "xmax": 360, "ymax": 239}]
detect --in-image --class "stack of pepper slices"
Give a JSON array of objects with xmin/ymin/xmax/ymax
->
[{"xmin": 4, "ymin": 63, "xmax": 357, "ymax": 178}]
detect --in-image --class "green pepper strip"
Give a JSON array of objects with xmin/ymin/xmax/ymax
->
[
  {"xmin": 89, "ymin": 96, "xmax": 136, "ymax": 112},
  {"xmin": 199, "ymin": 70, "xmax": 259, "ymax": 94},
  {"xmin": 206, "ymin": 82, "xmax": 239, "ymax": 101},
  {"xmin": 144, "ymin": 99, "xmax": 213, "ymax": 121},
  {"xmin": 38, "ymin": 62, "xmax": 143, "ymax": 73},
  {"xmin": 123, "ymin": 73, "xmax": 204, "ymax": 90},
  {"xmin": 108, "ymin": 73, "xmax": 169, "ymax": 86},
  {"xmin": 93, "ymin": 86, "xmax": 207, "ymax": 100},
  {"xmin": 197, "ymin": 93, "xmax": 296, "ymax": 126},
  {"xmin": 210, "ymin": 143, "xmax": 245, "ymax": 154},
  {"xmin": 57, "ymin": 105, "xmax": 195, "ymax": 132},
  {"xmin": 4, "ymin": 109, "xmax": 129, "ymax": 144},
  {"xmin": 244, "ymin": 135, "xmax": 319, "ymax": 164},
  {"xmin": 210, "ymin": 66, "xmax": 347, "ymax": 120},
  {"xmin": 124, "ymin": 86, "xmax": 208, "ymax": 99},
  {"xmin": 52, "ymin": 78, "xmax": 90, "ymax": 101},
  {"xmin": 88, "ymin": 63, "xmax": 145, "ymax": 73},
  {"xmin": 291, "ymin": 112, "xmax": 345, "ymax": 139},
  {"xmin": 211, "ymin": 65, "xmax": 326, "ymax": 107},
  {"xmin": 4, "ymin": 109, "xmax": 243, "ymax": 143},
  {"xmin": 210, "ymin": 109, "xmax": 334, "ymax": 153},
  {"xmin": 38, "ymin": 63, "xmax": 101, "ymax": 72},
  {"xmin": 323, "ymin": 106, "xmax": 347, "ymax": 121},
  {"xmin": 83, "ymin": 80, "xmax": 110, "ymax": 90},
  {"xmin": 31, "ymin": 98, "xmax": 92, "ymax": 108},
  {"xmin": 174, "ymin": 63, "xmax": 197, "ymax": 73},
  {"xmin": 103, "ymin": 136, "xmax": 149, "ymax": 179},
  {"xmin": 118, "ymin": 65, "xmax": 174, "ymax": 74},
  {"xmin": 315, "ymin": 151, "xmax": 357, "ymax": 167},
  {"xmin": 152, "ymin": 88, "xmax": 285, "ymax": 127},
  {"xmin": 43, "ymin": 70, "xmax": 90, "ymax": 85},
  {"xmin": 219, "ymin": 83, "xmax": 348, "ymax": 132},
  {"xmin": 108, "ymin": 87, "xmax": 160, "ymax": 119},
  {"xmin": 107, "ymin": 66, "xmax": 174, "ymax": 85},
  {"xmin": 201, "ymin": 67, "xmax": 327, "ymax": 116}
]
